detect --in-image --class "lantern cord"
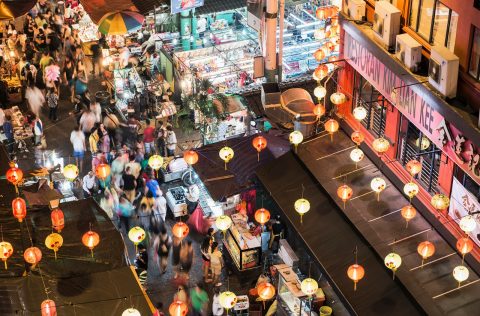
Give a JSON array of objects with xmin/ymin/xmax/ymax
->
[
  {"xmin": 354, "ymin": 245, "xmax": 358, "ymax": 264},
  {"xmin": 0, "ymin": 225, "xmax": 3, "ymax": 241},
  {"xmin": 24, "ymin": 219, "xmax": 34, "ymax": 246},
  {"xmin": 36, "ymin": 262, "xmax": 50, "ymax": 300},
  {"xmin": 301, "ymin": 184, "xmax": 305, "ymax": 199}
]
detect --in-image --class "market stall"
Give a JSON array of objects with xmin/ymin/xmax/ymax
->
[{"xmin": 73, "ymin": 11, "xmax": 100, "ymax": 55}]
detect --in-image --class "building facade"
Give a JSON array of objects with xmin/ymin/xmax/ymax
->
[{"xmin": 338, "ymin": 0, "xmax": 480, "ymax": 272}]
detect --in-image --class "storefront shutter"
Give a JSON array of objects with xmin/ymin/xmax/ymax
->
[{"xmin": 359, "ymin": 98, "xmax": 386, "ymax": 137}]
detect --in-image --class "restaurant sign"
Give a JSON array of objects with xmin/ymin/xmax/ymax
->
[
  {"xmin": 448, "ymin": 178, "xmax": 480, "ymax": 247},
  {"xmin": 344, "ymin": 31, "xmax": 480, "ymax": 185}
]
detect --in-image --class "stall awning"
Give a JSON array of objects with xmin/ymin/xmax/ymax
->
[
  {"xmin": 194, "ymin": 0, "xmax": 246, "ymax": 15},
  {"xmin": 193, "ymin": 133, "xmax": 289, "ymax": 201},
  {"xmin": 132, "ymin": 0, "xmax": 167, "ymax": 15},
  {"xmin": 256, "ymin": 152, "xmax": 426, "ymax": 316},
  {"xmin": 80, "ymin": 0, "xmax": 137, "ymax": 23}
]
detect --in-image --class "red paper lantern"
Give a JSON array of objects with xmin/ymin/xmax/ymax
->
[
  {"xmin": 24, "ymin": 246, "xmax": 42, "ymax": 265},
  {"xmin": 172, "ymin": 222, "xmax": 189, "ymax": 239},
  {"xmin": 12, "ymin": 197, "xmax": 27, "ymax": 222},
  {"xmin": 347, "ymin": 264, "xmax": 365, "ymax": 291},
  {"xmin": 313, "ymin": 49, "xmax": 325, "ymax": 61},
  {"xmin": 456, "ymin": 237, "xmax": 474, "ymax": 257},
  {"xmin": 417, "ymin": 241, "xmax": 435, "ymax": 260},
  {"xmin": 406, "ymin": 160, "xmax": 422, "ymax": 177},
  {"xmin": 41, "ymin": 299, "xmax": 57, "ymax": 316},
  {"xmin": 95, "ymin": 163, "xmax": 111, "ymax": 180},
  {"xmin": 169, "ymin": 300, "xmax": 188, "ymax": 316},
  {"xmin": 401, "ymin": 205, "xmax": 417, "ymax": 226},
  {"xmin": 252, "ymin": 136, "xmax": 268, "ymax": 153},
  {"xmin": 82, "ymin": 230, "xmax": 100, "ymax": 257},
  {"xmin": 6, "ymin": 166, "xmax": 23, "ymax": 185},
  {"xmin": 315, "ymin": 7, "xmax": 326, "ymax": 19},
  {"xmin": 51, "ymin": 209, "xmax": 65, "ymax": 232},
  {"xmin": 325, "ymin": 119, "xmax": 339, "ymax": 134},
  {"xmin": 313, "ymin": 65, "xmax": 329, "ymax": 81},
  {"xmin": 255, "ymin": 208, "xmax": 271, "ymax": 226},
  {"xmin": 313, "ymin": 104, "xmax": 326, "ymax": 117},
  {"xmin": 337, "ymin": 185, "xmax": 353, "ymax": 202},
  {"xmin": 0, "ymin": 241, "xmax": 13, "ymax": 269},
  {"xmin": 257, "ymin": 282, "xmax": 276, "ymax": 300},
  {"xmin": 183, "ymin": 150, "xmax": 199, "ymax": 165},
  {"xmin": 351, "ymin": 131, "xmax": 365, "ymax": 145}
]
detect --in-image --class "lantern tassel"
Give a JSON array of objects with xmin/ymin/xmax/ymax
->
[
  {"xmin": 54, "ymin": 250, "xmax": 57, "ymax": 260},
  {"xmin": 377, "ymin": 192, "xmax": 380, "ymax": 202},
  {"xmin": 224, "ymin": 162, "xmax": 227, "ymax": 170},
  {"xmin": 4, "ymin": 260, "xmax": 7, "ymax": 270},
  {"xmin": 14, "ymin": 184, "xmax": 19, "ymax": 196},
  {"xmin": 353, "ymin": 281, "xmax": 357, "ymax": 291},
  {"xmin": 462, "ymin": 253, "xmax": 465, "ymax": 265},
  {"xmin": 392, "ymin": 270, "xmax": 395, "ymax": 280},
  {"xmin": 330, "ymin": 133, "xmax": 333, "ymax": 142},
  {"xmin": 257, "ymin": 152, "xmax": 260, "ymax": 162},
  {"xmin": 91, "ymin": 249, "xmax": 94, "ymax": 258},
  {"xmin": 300, "ymin": 214, "xmax": 303, "ymax": 224},
  {"xmin": 421, "ymin": 258, "xmax": 424, "ymax": 268},
  {"xmin": 405, "ymin": 220, "xmax": 409, "ymax": 229}
]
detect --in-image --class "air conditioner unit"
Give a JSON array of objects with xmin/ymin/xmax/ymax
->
[
  {"xmin": 373, "ymin": 1, "xmax": 401, "ymax": 49},
  {"xmin": 395, "ymin": 34, "xmax": 422, "ymax": 72},
  {"xmin": 428, "ymin": 46, "xmax": 459, "ymax": 98},
  {"xmin": 343, "ymin": 0, "xmax": 366, "ymax": 20}
]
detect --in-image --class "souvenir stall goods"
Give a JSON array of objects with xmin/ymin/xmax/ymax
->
[
  {"xmin": 72, "ymin": 12, "xmax": 100, "ymax": 55},
  {"xmin": 166, "ymin": 186, "xmax": 188, "ymax": 218},
  {"xmin": 223, "ymin": 212, "xmax": 262, "ymax": 272},
  {"xmin": 1, "ymin": 106, "xmax": 33, "ymax": 142},
  {"xmin": 110, "ymin": 67, "xmax": 145, "ymax": 120}
]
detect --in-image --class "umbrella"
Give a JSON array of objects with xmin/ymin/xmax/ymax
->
[
  {"xmin": 0, "ymin": 0, "xmax": 36, "ymax": 20},
  {"xmin": 97, "ymin": 10, "xmax": 145, "ymax": 35}
]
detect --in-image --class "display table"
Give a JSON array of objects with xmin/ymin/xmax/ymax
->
[
  {"xmin": 224, "ymin": 213, "xmax": 262, "ymax": 272},
  {"xmin": 166, "ymin": 186, "xmax": 188, "ymax": 218}
]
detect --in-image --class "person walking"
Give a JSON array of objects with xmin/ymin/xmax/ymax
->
[
  {"xmin": 153, "ymin": 227, "xmax": 171, "ymax": 274},
  {"xmin": 190, "ymin": 283, "xmax": 209, "ymax": 316},
  {"xmin": 172, "ymin": 235, "xmax": 182, "ymax": 279},
  {"xmin": 143, "ymin": 118, "xmax": 155, "ymax": 155},
  {"xmin": 212, "ymin": 286, "xmax": 224, "ymax": 316},
  {"xmin": 121, "ymin": 166, "xmax": 137, "ymax": 202},
  {"xmin": 3, "ymin": 114, "xmax": 14, "ymax": 154},
  {"xmin": 165, "ymin": 125, "xmax": 177, "ymax": 156},
  {"xmin": 25, "ymin": 82, "xmax": 45, "ymax": 118},
  {"xmin": 200, "ymin": 234, "xmax": 212, "ymax": 282},
  {"xmin": 156, "ymin": 123, "xmax": 166, "ymax": 157},
  {"xmin": 33, "ymin": 116, "xmax": 43, "ymax": 146},
  {"xmin": 173, "ymin": 285, "xmax": 188, "ymax": 304},
  {"xmin": 210, "ymin": 242, "xmax": 223, "ymax": 286},
  {"xmin": 117, "ymin": 195, "xmax": 134, "ymax": 233},
  {"xmin": 46, "ymin": 87, "xmax": 59, "ymax": 121},
  {"xmin": 179, "ymin": 240, "xmax": 194, "ymax": 280},
  {"xmin": 70, "ymin": 125, "xmax": 86, "ymax": 173},
  {"xmin": 82, "ymin": 170, "xmax": 96, "ymax": 198}
]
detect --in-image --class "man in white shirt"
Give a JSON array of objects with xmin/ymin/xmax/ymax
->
[
  {"xmin": 79, "ymin": 108, "xmax": 96, "ymax": 135},
  {"xmin": 25, "ymin": 84, "xmax": 45, "ymax": 118},
  {"xmin": 70, "ymin": 125, "xmax": 86, "ymax": 173},
  {"xmin": 165, "ymin": 125, "xmax": 177, "ymax": 156},
  {"xmin": 82, "ymin": 171, "xmax": 97, "ymax": 198},
  {"xmin": 33, "ymin": 117, "xmax": 43, "ymax": 145}
]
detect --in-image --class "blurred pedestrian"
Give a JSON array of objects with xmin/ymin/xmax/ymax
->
[
  {"xmin": 153, "ymin": 227, "xmax": 171, "ymax": 274},
  {"xmin": 210, "ymin": 242, "xmax": 223, "ymax": 286},
  {"xmin": 190, "ymin": 283, "xmax": 209, "ymax": 316},
  {"xmin": 179, "ymin": 240, "xmax": 193, "ymax": 279}
]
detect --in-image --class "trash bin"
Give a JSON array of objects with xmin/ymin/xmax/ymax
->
[
  {"xmin": 95, "ymin": 91, "xmax": 111, "ymax": 108},
  {"xmin": 319, "ymin": 306, "xmax": 332, "ymax": 316}
]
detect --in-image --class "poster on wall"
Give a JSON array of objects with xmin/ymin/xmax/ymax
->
[
  {"xmin": 247, "ymin": 0, "xmax": 264, "ymax": 32},
  {"xmin": 171, "ymin": 0, "xmax": 204, "ymax": 14},
  {"xmin": 448, "ymin": 178, "xmax": 480, "ymax": 247}
]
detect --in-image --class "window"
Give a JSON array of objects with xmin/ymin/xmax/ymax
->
[
  {"xmin": 455, "ymin": 168, "xmax": 480, "ymax": 201},
  {"xmin": 408, "ymin": 0, "xmax": 458, "ymax": 51},
  {"xmin": 469, "ymin": 26, "xmax": 480, "ymax": 81},
  {"xmin": 396, "ymin": 115, "xmax": 441, "ymax": 193},
  {"xmin": 353, "ymin": 73, "xmax": 386, "ymax": 137}
]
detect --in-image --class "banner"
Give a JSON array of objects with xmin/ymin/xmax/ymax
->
[
  {"xmin": 448, "ymin": 178, "xmax": 480, "ymax": 247},
  {"xmin": 171, "ymin": 0, "xmax": 204, "ymax": 14}
]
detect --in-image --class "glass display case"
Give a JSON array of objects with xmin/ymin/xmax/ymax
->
[
  {"xmin": 276, "ymin": 265, "xmax": 316, "ymax": 316},
  {"xmin": 224, "ymin": 224, "xmax": 261, "ymax": 271}
]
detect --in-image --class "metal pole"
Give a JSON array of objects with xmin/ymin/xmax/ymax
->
[
  {"xmin": 265, "ymin": 0, "xmax": 278, "ymax": 82},
  {"xmin": 278, "ymin": 0, "xmax": 285, "ymax": 82}
]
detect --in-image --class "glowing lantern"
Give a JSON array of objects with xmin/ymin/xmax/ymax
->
[
  {"xmin": 215, "ymin": 215, "xmax": 232, "ymax": 236},
  {"xmin": 41, "ymin": 299, "xmax": 57, "ymax": 316},
  {"xmin": 401, "ymin": 205, "xmax": 417, "ymax": 227},
  {"xmin": 95, "ymin": 163, "xmax": 111, "ymax": 180},
  {"xmin": 45, "ymin": 233, "xmax": 63, "ymax": 260},
  {"xmin": 430, "ymin": 194, "xmax": 450, "ymax": 212},
  {"xmin": 347, "ymin": 264, "xmax": 365, "ymax": 291},
  {"xmin": 63, "ymin": 164, "xmax": 79, "ymax": 181},
  {"xmin": 329, "ymin": 55, "xmax": 339, "ymax": 63},
  {"xmin": 372, "ymin": 137, "xmax": 390, "ymax": 155},
  {"xmin": 82, "ymin": 230, "xmax": 100, "ymax": 257},
  {"xmin": 172, "ymin": 222, "xmax": 189, "ymax": 239},
  {"xmin": 352, "ymin": 106, "xmax": 367, "ymax": 121},
  {"xmin": 219, "ymin": 291, "xmax": 237, "ymax": 311},
  {"xmin": 415, "ymin": 136, "xmax": 430, "ymax": 150},
  {"xmin": 149, "ymin": 155, "xmax": 164, "ymax": 170},
  {"xmin": 324, "ymin": 119, "xmax": 339, "ymax": 141},
  {"xmin": 330, "ymin": 92, "xmax": 346, "ymax": 105},
  {"xmin": 384, "ymin": 253, "xmax": 402, "ymax": 279},
  {"xmin": 122, "ymin": 308, "xmax": 141, "ymax": 316},
  {"xmin": 0, "ymin": 241, "xmax": 13, "ymax": 269},
  {"xmin": 257, "ymin": 282, "xmax": 276, "ymax": 300},
  {"xmin": 314, "ymin": 29, "xmax": 326, "ymax": 41},
  {"xmin": 351, "ymin": 131, "xmax": 365, "ymax": 145},
  {"xmin": 313, "ymin": 104, "xmax": 326, "ymax": 117},
  {"xmin": 51, "ymin": 209, "xmax": 65, "ymax": 232},
  {"xmin": 371, "ymin": 177, "xmax": 386, "ymax": 201},
  {"xmin": 313, "ymin": 65, "xmax": 329, "ymax": 81},
  {"xmin": 219, "ymin": 146, "xmax": 234, "ymax": 170},
  {"xmin": 24, "ymin": 246, "xmax": 42, "ymax": 266},
  {"xmin": 459, "ymin": 215, "xmax": 477, "ymax": 233},
  {"xmin": 183, "ymin": 150, "xmax": 199, "ymax": 165},
  {"xmin": 12, "ymin": 197, "xmax": 27, "ymax": 222},
  {"xmin": 294, "ymin": 198, "xmax": 310, "ymax": 223},
  {"xmin": 252, "ymin": 136, "xmax": 268, "ymax": 161},
  {"xmin": 289, "ymin": 131, "xmax": 304, "ymax": 153},
  {"xmin": 337, "ymin": 185, "xmax": 353, "ymax": 209},
  {"xmin": 406, "ymin": 160, "xmax": 422, "ymax": 177},
  {"xmin": 316, "ymin": 7, "xmax": 326, "ymax": 19},
  {"xmin": 314, "ymin": 86, "xmax": 327, "ymax": 99},
  {"xmin": 313, "ymin": 48, "xmax": 326, "ymax": 61},
  {"xmin": 169, "ymin": 300, "xmax": 188, "ymax": 316},
  {"xmin": 6, "ymin": 165, "xmax": 23, "ymax": 194},
  {"xmin": 255, "ymin": 208, "xmax": 271, "ymax": 226},
  {"xmin": 456, "ymin": 237, "xmax": 473, "ymax": 260},
  {"xmin": 128, "ymin": 226, "xmax": 146, "ymax": 249},
  {"xmin": 417, "ymin": 241, "xmax": 435, "ymax": 265},
  {"xmin": 300, "ymin": 278, "xmax": 318, "ymax": 296},
  {"xmin": 350, "ymin": 148, "xmax": 364, "ymax": 167},
  {"xmin": 453, "ymin": 266, "xmax": 469, "ymax": 286},
  {"xmin": 403, "ymin": 182, "xmax": 419, "ymax": 200}
]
